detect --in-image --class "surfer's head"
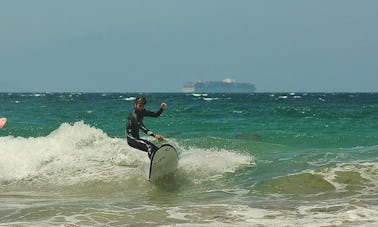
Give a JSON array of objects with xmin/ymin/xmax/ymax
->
[
  {"xmin": 135, "ymin": 96, "xmax": 147, "ymax": 110},
  {"xmin": 135, "ymin": 96, "xmax": 147, "ymax": 105}
]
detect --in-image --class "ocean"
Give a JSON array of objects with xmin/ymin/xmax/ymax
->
[{"xmin": 0, "ymin": 92, "xmax": 377, "ymax": 226}]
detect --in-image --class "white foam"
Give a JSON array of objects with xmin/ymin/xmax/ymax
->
[
  {"xmin": 203, "ymin": 97, "xmax": 220, "ymax": 101},
  {"xmin": 317, "ymin": 161, "xmax": 378, "ymax": 193},
  {"xmin": 124, "ymin": 96, "xmax": 136, "ymax": 101},
  {"xmin": 0, "ymin": 122, "xmax": 253, "ymax": 186},
  {"xmin": 192, "ymin": 93, "xmax": 208, "ymax": 97},
  {"xmin": 163, "ymin": 203, "xmax": 378, "ymax": 226},
  {"xmin": 178, "ymin": 147, "xmax": 254, "ymax": 183},
  {"xmin": 0, "ymin": 121, "xmax": 147, "ymax": 185}
]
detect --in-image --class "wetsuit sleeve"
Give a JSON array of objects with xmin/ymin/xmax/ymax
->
[
  {"xmin": 138, "ymin": 108, "xmax": 163, "ymax": 137},
  {"xmin": 144, "ymin": 108, "xmax": 164, "ymax": 117},
  {"xmin": 140, "ymin": 122, "xmax": 156, "ymax": 137}
]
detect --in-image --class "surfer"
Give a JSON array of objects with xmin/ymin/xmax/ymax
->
[{"xmin": 126, "ymin": 96, "xmax": 166, "ymax": 159}]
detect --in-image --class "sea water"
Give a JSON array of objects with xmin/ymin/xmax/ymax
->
[{"xmin": 0, "ymin": 92, "xmax": 377, "ymax": 226}]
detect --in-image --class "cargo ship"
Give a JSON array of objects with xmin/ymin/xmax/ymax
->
[{"xmin": 182, "ymin": 78, "xmax": 256, "ymax": 93}]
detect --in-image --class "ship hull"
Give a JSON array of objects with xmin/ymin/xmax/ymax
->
[{"xmin": 183, "ymin": 80, "xmax": 255, "ymax": 93}]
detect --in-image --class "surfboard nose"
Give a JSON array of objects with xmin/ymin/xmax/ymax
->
[{"xmin": 149, "ymin": 144, "xmax": 178, "ymax": 182}]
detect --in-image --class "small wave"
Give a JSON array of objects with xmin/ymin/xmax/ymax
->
[
  {"xmin": 255, "ymin": 159, "xmax": 378, "ymax": 202},
  {"xmin": 178, "ymin": 147, "xmax": 254, "ymax": 184},
  {"xmin": 203, "ymin": 97, "xmax": 220, "ymax": 101},
  {"xmin": 192, "ymin": 93, "xmax": 208, "ymax": 97},
  {"xmin": 317, "ymin": 161, "xmax": 378, "ymax": 194},
  {"xmin": 33, "ymin": 93, "xmax": 45, "ymax": 97},
  {"xmin": 123, "ymin": 97, "xmax": 136, "ymax": 101},
  {"xmin": 256, "ymin": 172, "xmax": 335, "ymax": 196}
]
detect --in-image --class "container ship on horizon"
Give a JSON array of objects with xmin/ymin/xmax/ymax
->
[{"xmin": 182, "ymin": 78, "xmax": 256, "ymax": 93}]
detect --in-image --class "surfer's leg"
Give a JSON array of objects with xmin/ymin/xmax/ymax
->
[
  {"xmin": 127, "ymin": 136, "xmax": 149, "ymax": 152},
  {"xmin": 127, "ymin": 136, "xmax": 157, "ymax": 159},
  {"xmin": 143, "ymin": 140, "xmax": 158, "ymax": 159}
]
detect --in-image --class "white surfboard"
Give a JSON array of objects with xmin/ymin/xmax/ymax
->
[
  {"xmin": 0, "ymin": 117, "xmax": 7, "ymax": 129},
  {"xmin": 149, "ymin": 144, "xmax": 178, "ymax": 182}
]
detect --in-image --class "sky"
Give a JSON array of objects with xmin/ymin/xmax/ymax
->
[{"xmin": 0, "ymin": 0, "xmax": 377, "ymax": 92}]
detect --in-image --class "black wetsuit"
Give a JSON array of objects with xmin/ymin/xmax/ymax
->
[{"xmin": 126, "ymin": 108, "xmax": 164, "ymax": 158}]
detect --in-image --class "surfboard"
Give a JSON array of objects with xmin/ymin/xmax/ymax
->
[
  {"xmin": 0, "ymin": 117, "xmax": 7, "ymax": 129},
  {"xmin": 149, "ymin": 144, "xmax": 178, "ymax": 182}
]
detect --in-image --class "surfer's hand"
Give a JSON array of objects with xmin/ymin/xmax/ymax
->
[
  {"xmin": 160, "ymin": 102, "xmax": 167, "ymax": 109},
  {"xmin": 155, "ymin": 134, "xmax": 164, "ymax": 141}
]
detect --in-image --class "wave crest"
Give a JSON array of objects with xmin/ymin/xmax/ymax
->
[{"xmin": 0, "ymin": 122, "xmax": 252, "ymax": 186}]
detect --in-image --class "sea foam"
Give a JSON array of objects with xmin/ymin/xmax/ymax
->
[{"xmin": 0, "ymin": 121, "xmax": 252, "ymax": 186}]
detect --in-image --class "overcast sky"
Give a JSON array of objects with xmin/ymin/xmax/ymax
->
[{"xmin": 0, "ymin": 0, "xmax": 377, "ymax": 92}]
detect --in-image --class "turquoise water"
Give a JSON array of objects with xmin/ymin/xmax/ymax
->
[{"xmin": 1, "ymin": 92, "xmax": 377, "ymax": 226}]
